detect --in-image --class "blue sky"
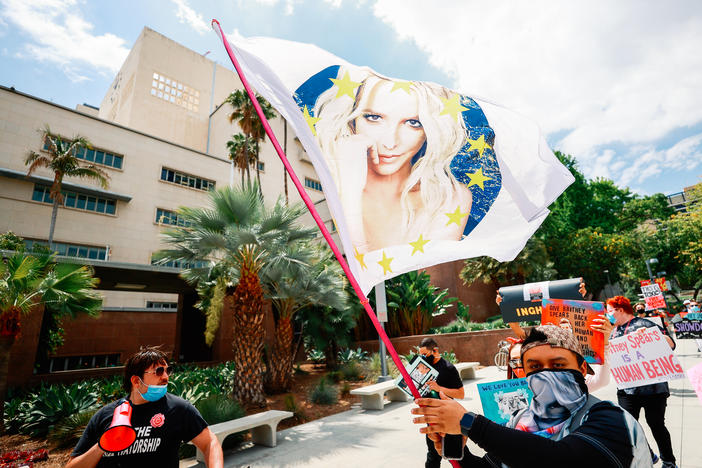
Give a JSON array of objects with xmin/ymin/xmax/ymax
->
[{"xmin": 1, "ymin": 0, "xmax": 700, "ymax": 196}]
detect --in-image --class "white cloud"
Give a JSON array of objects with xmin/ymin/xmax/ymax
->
[
  {"xmin": 370, "ymin": 0, "xmax": 702, "ymax": 189},
  {"xmin": 0, "ymin": 0, "xmax": 129, "ymax": 81},
  {"xmin": 253, "ymin": 0, "xmax": 301, "ymax": 15},
  {"xmin": 171, "ymin": 0, "xmax": 210, "ymax": 35}
]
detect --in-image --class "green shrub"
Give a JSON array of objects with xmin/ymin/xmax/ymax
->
[
  {"xmin": 306, "ymin": 348, "xmax": 326, "ymax": 366},
  {"xmin": 327, "ymin": 370, "xmax": 342, "ymax": 383},
  {"xmin": 339, "ymin": 362, "xmax": 364, "ymax": 381},
  {"xmin": 49, "ymin": 408, "xmax": 98, "ymax": 447},
  {"xmin": 340, "ymin": 382, "xmax": 351, "ymax": 397},
  {"xmin": 337, "ymin": 347, "xmax": 369, "ymax": 364},
  {"xmin": 455, "ymin": 302, "xmax": 471, "ymax": 322},
  {"xmin": 19, "ymin": 382, "xmax": 99, "ymax": 437},
  {"xmin": 284, "ymin": 394, "xmax": 306, "ymax": 422},
  {"xmin": 195, "ymin": 394, "xmax": 246, "ymax": 452},
  {"xmin": 309, "ymin": 378, "xmax": 338, "ymax": 405},
  {"xmin": 440, "ymin": 350, "xmax": 458, "ymax": 364}
]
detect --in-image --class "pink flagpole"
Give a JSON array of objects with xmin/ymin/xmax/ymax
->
[{"xmin": 210, "ymin": 19, "xmax": 422, "ymax": 400}]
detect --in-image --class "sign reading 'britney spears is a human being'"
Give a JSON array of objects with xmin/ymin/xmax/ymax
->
[{"xmin": 608, "ymin": 328, "xmax": 685, "ymax": 389}]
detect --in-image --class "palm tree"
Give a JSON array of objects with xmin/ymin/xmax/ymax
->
[
  {"xmin": 226, "ymin": 134, "xmax": 256, "ymax": 186},
  {"xmin": 225, "ymin": 91, "xmax": 276, "ymax": 192},
  {"xmin": 25, "ymin": 128, "xmax": 110, "ymax": 249},
  {"xmin": 264, "ymin": 244, "xmax": 348, "ymax": 392},
  {"xmin": 155, "ymin": 184, "xmax": 315, "ymax": 406},
  {"xmin": 0, "ymin": 251, "xmax": 102, "ymax": 432}
]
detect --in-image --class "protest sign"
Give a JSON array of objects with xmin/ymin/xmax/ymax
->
[
  {"xmin": 541, "ymin": 299, "xmax": 605, "ymax": 364},
  {"xmin": 395, "ymin": 356, "xmax": 439, "ymax": 398},
  {"xmin": 646, "ymin": 316, "xmax": 664, "ymax": 329},
  {"xmin": 498, "ymin": 277, "xmax": 582, "ymax": 323},
  {"xmin": 641, "ymin": 283, "xmax": 666, "ymax": 310},
  {"xmin": 608, "ymin": 328, "xmax": 685, "ymax": 389},
  {"xmin": 655, "ymin": 277, "xmax": 669, "ymax": 292},
  {"xmin": 477, "ymin": 378, "xmax": 533, "ymax": 425},
  {"xmin": 673, "ymin": 317, "xmax": 702, "ymax": 339},
  {"xmin": 687, "ymin": 362, "xmax": 702, "ymax": 406}
]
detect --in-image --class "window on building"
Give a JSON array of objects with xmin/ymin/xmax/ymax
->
[
  {"xmin": 43, "ymin": 135, "xmax": 123, "ymax": 170},
  {"xmin": 257, "ymin": 161, "xmax": 265, "ymax": 172},
  {"xmin": 304, "ymin": 177, "xmax": 323, "ymax": 192},
  {"xmin": 24, "ymin": 239, "xmax": 108, "ymax": 260},
  {"xmin": 151, "ymin": 72, "xmax": 200, "ymax": 112},
  {"xmin": 49, "ymin": 353, "xmax": 121, "ymax": 372},
  {"xmin": 31, "ymin": 185, "xmax": 117, "ymax": 215},
  {"xmin": 146, "ymin": 301, "xmax": 178, "ymax": 310},
  {"xmin": 160, "ymin": 168, "xmax": 215, "ymax": 191},
  {"xmin": 155, "ymin": 208, "xmax": 191, "ymax": 227}
]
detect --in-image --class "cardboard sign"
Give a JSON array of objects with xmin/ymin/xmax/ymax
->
[
  {"xmin": 395, "ymin": 356, "xmax": 439, "ymax": 398},
  {"xmin": 498, "ymin": 277, "xmax": 583, "ymax": 323},
  {"xmin": 673, "ymin": 317, "xmax": 702, "ymax": 339},
  {"xmin": 641, "ymin": 283, "xmax": 666, "ymax": 310},
  {"xmin": 477, "ymin": 378, "xmax": 533, "ymax": 425},
  {"xmin": 687, "ymin": 362, "xmax": 702, "ymax": 406},
  {"xmin": 608, "ymin": 328, "xmax": 685, "ymax": 389},
  {"xmin": 655, "ymin": 277, "xmax": 669, "ymax": 292},
  {"xmin": 541, "ymin": 299, "xmax": 605, "ymax": 364}
]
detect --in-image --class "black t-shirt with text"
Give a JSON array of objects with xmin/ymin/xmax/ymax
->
[{"xmin": 72, "ymin": 393, "xmax": 208, "ymax": 467}]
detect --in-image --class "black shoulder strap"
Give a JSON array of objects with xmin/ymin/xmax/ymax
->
[{"xmin": 569, "ymin": 395, "xmax": 603, "ymax": 431}]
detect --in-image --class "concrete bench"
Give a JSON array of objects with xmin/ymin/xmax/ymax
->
[
  {"xmin": 350, "ymin": 380, "xmax": 410, "ymax": 410},
  {"xmin": 191, "ymin": 410, "xmax": 293, "ymax": 461},
  {"xmin": 455, "ymin": 362, "xmax": 480, "ymax": 380}
]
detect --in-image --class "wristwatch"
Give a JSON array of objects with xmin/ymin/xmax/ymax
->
[{"xmin": 460, "ymin": 411, "xmax": 476, "ymax": 436}]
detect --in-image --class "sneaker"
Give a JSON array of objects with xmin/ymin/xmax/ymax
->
[
  {"xmin": 661, "ymin": 462, "xmax": 677, "ymax": 468},
  {"xmin": 651, "ymin": 453, "xmax": 659, "ymax": 464}
]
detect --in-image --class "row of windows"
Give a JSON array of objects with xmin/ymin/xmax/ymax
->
[
  {"xmin": 146, "ymin": 301, "xmax": 178, "ymax": 310},
  {"xmin": 43, "ymin": 136, "xmax": 123, "ymax": 169},
  {"xmin": 161, "ymin": 168, "xmax": 216, "ymax": 191},
  {"xmin": 155, "ymin": 208, "xmax": 190, "ymax": 227},
  {"xmin": 24, "ymin": 239, "xmax": 108, "ymax": 260},
  {"xmin": 304, "ymin": 177, "xmax": 323, "ymax": 192},
  {"xmin": 32, "ymin": 185, "xmax": 116, "ymax": 215},
  {"xmin": 48, "ymin": 353, "xmax": 121, "ymax": 373}
]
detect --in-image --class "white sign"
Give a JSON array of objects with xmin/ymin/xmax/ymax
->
[
  {"xmin": 608, "ymin": 328, "xmax": 685, "ymax": 389},
  {"xmin": 523, "ymin": 281, "xmax": 550, "ymax": 302}
]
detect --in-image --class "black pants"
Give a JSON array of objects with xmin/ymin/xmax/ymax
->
[{"xmin": 618, "ymin": 393, "xmax": 675, "ymax": 463}]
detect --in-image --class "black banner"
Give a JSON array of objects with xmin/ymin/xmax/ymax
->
[
  {"xmin": 498, "ymin": 277, "xmax": 583, "ymax": 323},
  {"xmin": 673, "ymin": 318, "xmax": 702, "ymax": 339}
]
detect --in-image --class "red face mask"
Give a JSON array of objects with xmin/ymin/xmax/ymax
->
[{"xmin": 513, "ymin": 367, "xmax": 526, "ymax": 379}]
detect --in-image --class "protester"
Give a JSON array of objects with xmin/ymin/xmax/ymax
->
[
  {"xmin": 506, "ymin": 339, "xmax": 524, "ymax": 379},
  {"xmin": 411, "ymin": 324, "xmax": 653, "ymax": 467},
  {"xmin": 607, "ymin": 296, "xmax": 677, "ymax": 468},
  {"xmin": 414, "ymin": 337, "xmax": 464, "ymax": 468},
  {"xmin": 635, "ymin": 303, "xmax": 646, "ymax": 317},
  {"xmin": 67, "ymin": 347, "xmax": 223, "ymax": 468}
]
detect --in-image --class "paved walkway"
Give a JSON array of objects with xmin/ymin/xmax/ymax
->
[{"xmin": 182, "ymin": 339, "xmax": 702, "ymax": 468}]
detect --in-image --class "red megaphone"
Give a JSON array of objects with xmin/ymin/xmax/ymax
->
[{"xmin": 98, "ymin": 401, "xmax": 137, "ymax": 453}]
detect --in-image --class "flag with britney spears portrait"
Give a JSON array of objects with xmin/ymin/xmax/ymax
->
[{"xmin": 225, "ymin": 34, "xmax": 574, "ymax": 294}]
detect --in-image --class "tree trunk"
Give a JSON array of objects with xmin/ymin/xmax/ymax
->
[
  {"xmin": 48, "ymin": 197, "xmax": 60, "ymax": 249},
  {"xmin": 283, "ymin": 121, "xmax": 288, "ymax": 205},
  {"xmin": 231, "ymin": 265, "xmax": 266, "ymax": 407},
  {"xmin": 0, "ymin": 335, "xmax": 16, "ymax": 434},
  {"xmin": 244, "ymin": 138, "xmax": 251, "ymax": 184},
  {"xmin": 255, "ymin": 141, "xmax": 262, "ymax": 196},
  {"xmin": 267, "ymin": 315, "xmax": 294, "ymax": 393}
]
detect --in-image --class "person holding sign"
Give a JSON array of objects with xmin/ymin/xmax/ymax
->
[
  {"xmin": 411, "ymin": 325, "xmax": 653, "ymax": 467},
  {"xmin": 607, "ymin": 296, "xmax": 677, "ymax": 468},
  {"xmin": 412, "ymin": 338, "xmax": 465, "ymax": 468}
]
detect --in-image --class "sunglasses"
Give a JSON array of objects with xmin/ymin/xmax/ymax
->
[
  {"xmin": 144, "ymin": 366, "xmax": 173, "ymax": 377},
  {"xmin": 509, "ymin": 358, "xmax": 522, "ymax": 369}
]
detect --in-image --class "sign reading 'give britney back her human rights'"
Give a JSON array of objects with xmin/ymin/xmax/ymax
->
[{"xmin": 608, "ymin": 327, "xmax": 685, "ymax": 389}]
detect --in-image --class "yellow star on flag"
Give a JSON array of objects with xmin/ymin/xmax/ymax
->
[
  {"xmin": 439, "ymin": 94, "xmax": 468, "ymax": 122},
  {"xmin": 466, "ymin": 134, "xmax": 492, "ymax": 157},
  {"xmin": 391, "ymin": 81, "xmax": 412, "ymax": 94},
  {"xmin": 409, "ymin": 234, "xmax": 430, "ymax": 255},
  {"xmin": 354, "ymin": 247, "xmax": 367, "ymax": 270},
  {"xmin": 377, "ymin": 251, "xmax": 394, "ymax": 275},
  {"xmin": 329, "ymin": 71, "xmax": 361, "ymax": 99},
  {"xmin": 302, "ymin": 105, "xmax": 320, "ymax": 136},
  {"xmin": 466, "ymin": 168, "xmax": 492, "ymax": 190},
  {"xmin": 445, "ymin": 206, "xmax": 469, "ymax": 227}
]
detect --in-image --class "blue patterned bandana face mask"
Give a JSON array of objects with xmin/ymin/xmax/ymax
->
[
  {"xmin": 605, "ymin": 312, "xmax": 616, "ymax": 325},
  {"xmin": 138, "ymin": 378, "xmax": 167, "ymax": 402}
]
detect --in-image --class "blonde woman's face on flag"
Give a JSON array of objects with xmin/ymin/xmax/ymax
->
[{"xmin": 355, "ymin": 80, "xmax": 426, "ymax": 177}]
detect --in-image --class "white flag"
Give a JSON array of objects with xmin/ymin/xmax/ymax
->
[{"xmin": 227, "ymin": 35, "xmax": 574, "ymax": 294}]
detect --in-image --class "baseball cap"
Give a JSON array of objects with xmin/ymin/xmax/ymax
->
[
  {"xmin": 520, "ymin": 324, "xmax": 595, "ymax": 375},
  {"xmin": 684, "ymin": 300, "xmax": 691, "ymax": 305}
]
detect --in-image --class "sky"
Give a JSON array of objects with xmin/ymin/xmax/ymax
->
[{"xmin": 1, "ymin": 0, "xmax": 700, "ymax": 197}]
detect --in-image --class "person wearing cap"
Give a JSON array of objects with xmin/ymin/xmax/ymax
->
[
  {"xmin": 607, "ymin": 296, "xmax": 677, "ymax": 468},
  {"xmin": 67, "ymin": 346, "xmax": 223, "ymax": 468},
  {"xmin": 411, "ymin": 324, "xmax": 653, "ymax": 467}
]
